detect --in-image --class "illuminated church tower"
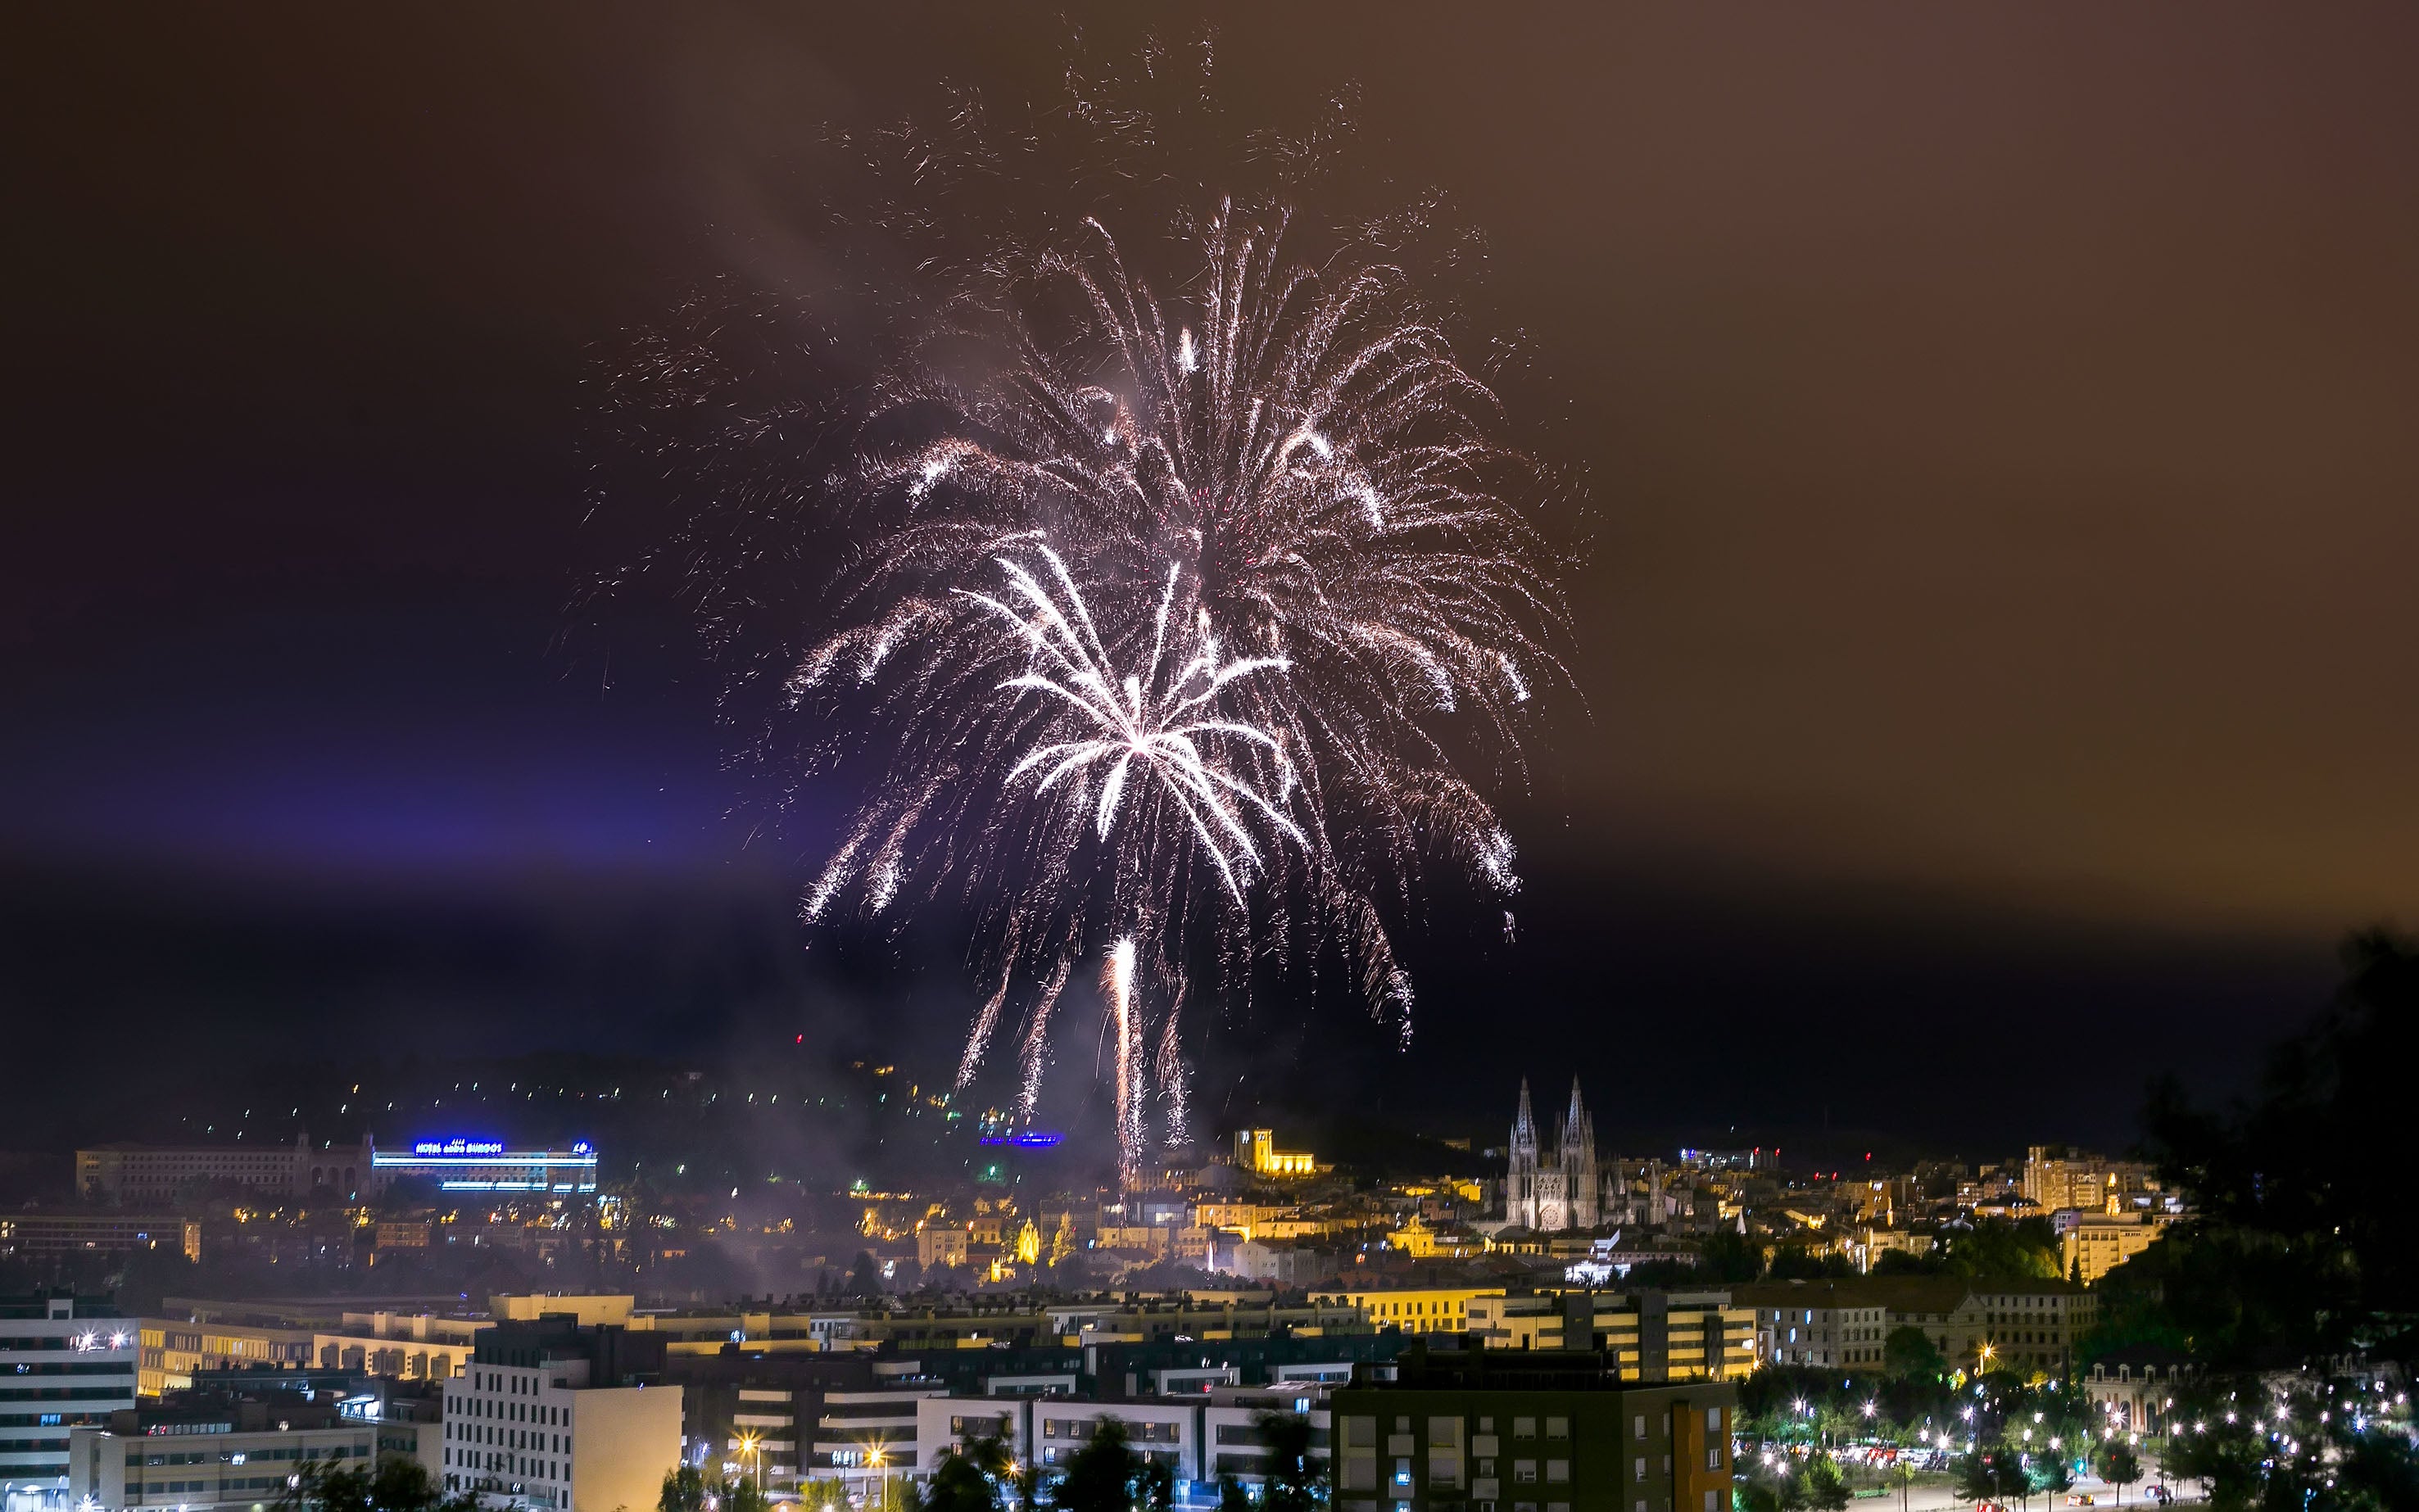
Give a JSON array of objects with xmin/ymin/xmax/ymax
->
[{"xmin": 1502, "ymin": 1077, "xmax": 1601, "ymax": 1232}]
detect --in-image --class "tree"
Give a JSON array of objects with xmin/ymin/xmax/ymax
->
[
  {"xmin": 660, "ymin": 1466, "xmax": 712, "ymax": 1512},
  {"xmin": 1950, "ymin": 1451, "xmax": 2027, "ymax": 1511},
  {"xmin": 2093, "ymin": 1442, "xmax": 2140, "ymax": 1506},
  {"xmin": 2030, "ymin": 1451, "xmax": 2075, "ymax": 1509},
  {"xmin": 659, "ymin": 1465, "xmax": 771, "ymax": 1512},
  {"xmin": 1937, "ymin": 1220, "xmax": 2061, "ymax": 1281},
  {"xmin": 723, "ymin": 1481, "xmax": 774, "ymax": 1512},
  {"xmin": 1698, "ymin": 1230, "xmax": 1767, "ymax": 1283},
  {"xmin": 847, "ymin": 1251, "xmax": 886, "ymax": 1298},
  {"xmin": 1217, "ymin": 1478, "xmax": 1253, "ymax": 1512},
  {"xmin": 1053, "ymin": 1420, "xmax": 1140, "ymax": 1512},
  {"xmin": 1135, "ymin": 1457, "xmax": 1175, "ymax": 1512},
  {"xmin": 1251, "ymin": 1411, "xmax": 1325, "ymax": 1512},
  {"xmin": 1883, "ymin": 1460, "xmax": 1917, "ymax": 1512},
  {"xmin": 1733, "ymin": 1461, "xmax": 1807, "ymax": 1512},
  {"xmin": 2145, "ymin": 930, "xmax": 2419, "ymax": 1358},
  {"xmin": 1882, "ymin": 1326, "xmax": 1950, "ymax": 1384},
  {"xmin": 1801, "ymin": 1453, "xmax": 1850, "ymax": 1512},
  {"xmin": 281, "ymin": 1459, "xmax": 474, "ymax": 1512},
  {"xmin": 926, "ymin": 1441, "xmax": 1006, "ymax": 1512},
  {"xmin": 1768, "ymin": 1248, "xmax": 1857, "ymax": 1281}
]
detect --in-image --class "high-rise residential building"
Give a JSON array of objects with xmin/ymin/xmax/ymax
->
[
  {"xmin": 1331, "ymin": 1341, "xmax": 1735, "ymax": 1512},
  {"xmin": 1503, "ymin": 1080, "xmax": 1600, "ymax": 1233},
  {"xmin": 441, "ymin": 1318, "xmax": 680, "ymax": 1512},
  {"xmin": 0, "ymin": 1292, "xmax": 140, "ymax": 1490}
]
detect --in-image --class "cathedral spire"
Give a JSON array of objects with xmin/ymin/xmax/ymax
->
[
  {"xmin": 1565, "ymin": 1077, "xmax": 1587, "ymax": 1141},
  {"xmin": 1511, "ymin": 1078, "xmax": 1539, "ymax": 1151}
]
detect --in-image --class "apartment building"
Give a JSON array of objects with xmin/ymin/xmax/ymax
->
[
  {"xmin": 1462, "ymin": 1294, "xmax": 1755, "ymax": 1385},
  {"xmin": 1, "ymin": 1293, "xmax": 139, "ymax": 1488},
  {"xmin": 1330, "ymin": 1342, "xmax": 1734, "ymax": 1512},
  {"xmin": 440, "ymin": 1320, "xmax": 680, "ymax": 1512},
  {"xmin": 67, "ymin": 1395, "xmax": 377, "ymax": 1510},
  {"xmin": 1735, "ymin": 1276, "xmax": 2096, "ymax": 1378}
]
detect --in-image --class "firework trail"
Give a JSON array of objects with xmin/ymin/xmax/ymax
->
[{"xmin": 1104, "ymin": 937, "xmax": 1140, "ymax": 1192}]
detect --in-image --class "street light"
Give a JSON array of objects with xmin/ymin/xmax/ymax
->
[{"xmin": 736, "ymin": 1431, "xmax": 763, "ymax": 1493}]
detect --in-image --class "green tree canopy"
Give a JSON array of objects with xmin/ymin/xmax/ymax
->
[
  {"xmin": 1054, "ymin": 1419, "xmax": 1140, "ymax": 1512},
  {"xmin": 2146, "ymin": 929, "xmax": 2419, "ymax": 1360},
  {"xmin": 2092, "ymin": 1441, "xmax": 2141, "ymax": 1505},
  {"xmin": 1251, "ymin": 1410, "xmax": 1326, "ymax": 1512},
  {"xmin": 1882, "ymin": 1326, "xmax": 1949, "ymax": 1383},
  {"xmin": 1801, "ymin": 1454, "xmax": 1850, "ymax": 1512},
  {"xmin": 281, "ymin": 1459, "xmax": 475, "ymax": 1512}
]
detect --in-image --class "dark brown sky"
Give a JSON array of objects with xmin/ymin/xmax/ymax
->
[{"xmin": 5, "ymin": 5, "xmax": 2415, "ymax": 1142}]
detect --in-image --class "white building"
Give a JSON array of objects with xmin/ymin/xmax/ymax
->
[
  {"xmin": 2, "ymin": 1294, "xmax": 138, "ymax": 1495},
  {"xmin": 67, "ymin": 1405, "xmax": 378, "ymax": 1511},
  {"xmin": 1201, "ymin": 1386, "xmax": 1331, "ymax": 1491},
  {"xmin": 807, "ymin": 1380, "xmax": 949, "ymax": 1501},
  {"xmin": 1032, "ymin": 1400, "xmax": 1198, "ymax": 1481},
  {"xmin": 441, "ymin": 1336, "xmax": 679, "ymax": 1512},
  {"xmin": 863, "ymin": 1385, "xmax": 1334, "ymax": 1507}
]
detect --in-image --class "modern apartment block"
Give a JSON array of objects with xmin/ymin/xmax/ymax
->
[
  {"xmin": 1330, "ymin": 1343, "xmax": 1734, "ymax": 1512},
  {"xmin": 66, "ymin": 1394, "xmax": 381, "ymax": 1510},
  {"xmin": 0, "ymin": 1292, "xmax": 139, "ymax": 1490},
  {"xmin": 440, "ymin": 1319, "xmax": 680, "ymax": 1512},
  {"xmin": 1462, "ymin": 1294, "xmax": 1754, "ymax": 1384}
]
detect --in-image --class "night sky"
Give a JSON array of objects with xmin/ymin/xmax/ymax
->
[{"xmin": 7, "ymin": 7, "xmax": 2416, "ymax": 1157}]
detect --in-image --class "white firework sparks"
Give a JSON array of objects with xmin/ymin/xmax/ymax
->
[
  {"xmin": 612, "ymin": 144, "xmax": 1575, "ymax": 1183},
  {"xmin": 967, "ymin": 547, "xmax": 1303, "ymax": 903}
]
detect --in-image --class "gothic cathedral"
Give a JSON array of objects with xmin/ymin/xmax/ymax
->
[{"xmin": 1502, "ymin": 1077, "xmax": 1601, "ymax": 1231}]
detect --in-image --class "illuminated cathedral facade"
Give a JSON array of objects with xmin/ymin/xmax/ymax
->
[{"xmin": 1502, "ymin": 1077, "xmax": 1601, "ymax": 1232}]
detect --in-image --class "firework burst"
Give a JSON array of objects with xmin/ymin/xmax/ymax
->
[
  {"xmin": 591, "ymin": 39, "xmax": 1574, "ymax": 1182},
  {"xmin": 776, "ymin": 203, "xmax": 1569, "ymax": 1175}
]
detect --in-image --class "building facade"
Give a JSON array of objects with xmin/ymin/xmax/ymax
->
[
  {"xmin": 1331, "ymin": 1344, "xmax": 1735, "ymax": 1512},
  {"xmin": 1461, "ymin": 1296, "xmax": 1752, "ymax": 1384},
  {"xmin": 2056, "ymin": 1211, "xmax": 2177, "ymax": 1284},
  {"xmin": 1503, "ymin": 1082, "xmax": 1600, "ymax": 1234},
  {"xmin": 0, "ymin": 1216, "xmax": 199, "ymax": 1266},
  {"xmin": 75, "ymin": 1135, "xmax": 378, "ymax": 1206},
  {"xmin": 369, "ymin": 1141, "xmax": 597, "ymax": 1197},
  {"xmin": 0, "ymin": 1293, "xmax": 139, "ymax": 1492},
  {"xmin": 1232, "ymin": 1132, "xmax": 1318, "ymax": 1179},
  {"xmin": 440, "ymin": 1320, "xmax": 680, "ymax": 1512},
  {"xmin": 1735, "ymin": 1276, "xmax": 2096, "ymax": 1378},
  {"xmin": 66, "ymin": 1396, "xmax": 382, "ymax": 1511}
]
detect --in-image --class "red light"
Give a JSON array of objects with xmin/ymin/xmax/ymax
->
[{"xmin": 794, "ymin": 1034, "xmax": 804, "ymax": 1044}]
